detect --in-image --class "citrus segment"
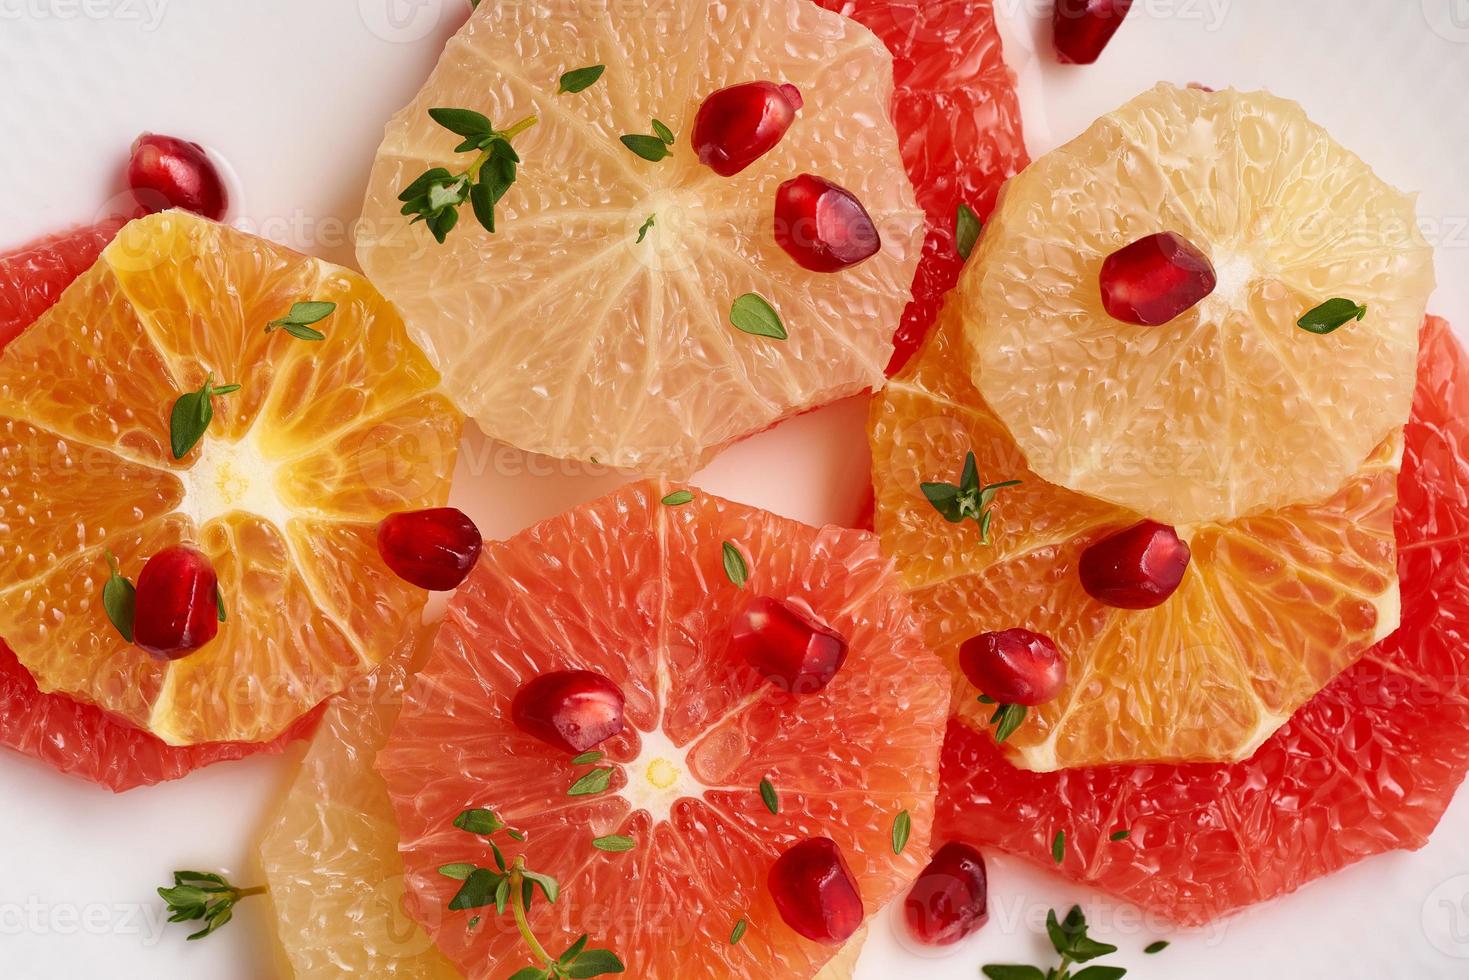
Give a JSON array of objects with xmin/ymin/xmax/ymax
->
[
  {"xmin": 0, "ymin": 219, "xmax": 122, "ymax": 353},
  {"xmin": 810, "ymin": 0, "xmax": 1029, "ymax": 373},
  {"xmin": 936, "ymin": 318, "xmax": 1469, "ymax": 925},
  {"xmin": 0, "ymin": 210, "xmax": 461, "ymax": 745},
  {"xmin": 964, "ymin": 84, "xmax": 1434, "ymax": 523},
  {"xmin": 377, "ymin": 482, "xmax": 948, "ymax": 978},
  {"xmin": 357, "ymin": 0, "xmax": 924, "ymax": 476},
  {"xmin": 870, "ymin": 297, "xmax": 1399, "ymax": 768}
]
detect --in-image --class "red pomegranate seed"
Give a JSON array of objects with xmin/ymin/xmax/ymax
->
[
  {"xmin": 692, "ymin": 81, "xmax": 803, "ymax": 177},
  {"xmin": 133, "ymin": 545, "xmax": 220, "ymax": 660},
  {"xmin": 958, "ymin": 629, "xmax": 1066, "ymax": 706},
  {"xmin": 1099, "ymin": 231, "xmax": 1217, "ymax": 326},
  {"xmin": 511, "ymin": 670, "xmax": 626, "ymax": 754},
  {"xmin": 127, "ymin": 133, "xmax": 229, "ymax": 220},
  {"xmin": 377, "ymin": 508, "xmax": 483, "ymax": 591},
  {"xmin": 1079, "ymin": 520, "xmax": 1192, "ymax": 609},
  {"xmin": 768, "ymin": 837, "xmax": 864, "ymax": 944},
  {"xmin": 774, "ymin": 174, "xmax": 881, "ymax": 273},
  {"xmin": 1053, "ymin": 0, "xmax": 1134, "ymax": 65},
  {"xmin": 730, "ymin": 596, "xmax": 849, "ymax": 695},
  {"xmin": 904, "ymin": 842, "xmax": 989, "ymax": 946}
]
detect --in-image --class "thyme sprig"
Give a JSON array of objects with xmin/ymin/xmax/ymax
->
[
  {"xmin": 921, "ymin": 451, "xmax": 1021, "ymax": 544},
  {"xmin": 157, "ymin": 870, "xmax": 265, "ymax": 941},
  {"xmin": 400, "ymin": 109, "xmax": 539, "ymax": 243}
]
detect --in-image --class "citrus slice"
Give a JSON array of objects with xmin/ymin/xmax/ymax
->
[
  {"xmin": 810, "ymin": 0, "xmax": 1029, "ymax": 374},
  {"xmin": 356, "ymin": 0, "xmax": 924, "ymax": 477},
  {"xmin": 870, "ymin": 295, "xmax": 1400, "ymax": 768},
  {"xmin": 376, "ymin": 482, "xmax": 948, "ymax": 978},
  {"xmin": 0, "ymin": 210, "xmax": 462, "ymax": 746},
  {"xmin": 937, "ymin": 317, "xmax": 1469, "ymax": 925},
  {"xmin": 964, "ymin": 83, "xmax": 1434, "ymax": 523},
  {"xmin": 261, "ymin": 619, "xmax": 869, "ymax": 979},
  {"xmin": 0, "ymin": 218, "xmax": 122, "ymax": 352}
]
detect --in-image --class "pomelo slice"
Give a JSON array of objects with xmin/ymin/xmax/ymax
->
[
  {"xmin": 377, "ymin": 482, "xmax": 948, "ymax": 978},
  {"xmin": 260, "ymin": 619, "xmax": 869, "ymax": 979},
  {"xmin": 810, "ymin": 0, "xmax": 1029, "ymax": 374},
  {"xmin": 965, "ymin": 84, "xmax": 1434, "ymax": 523},
  {"xmin": 0, "ymin": 219, "xmax": 122, "ymax": 353},
  {"xmin": 357, "ymin": 0, "xmax": 924, "ymax": 477},
  {"xmin": 870, "ymin": 296, "xmax": 1399, "ymax": 768},
  {"xmin": 0, "ymin": 210, "xmax": 462, "ymax": 746},
  {"xmin": 937, "ymin": 317, "xmax": 1469, "ymax": 925}
]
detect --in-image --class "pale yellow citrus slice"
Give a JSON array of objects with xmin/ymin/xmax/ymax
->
[
  {"xmin": 964, "ymin": 83, "xmax": 1433, "ymax": 523},
  {"xmin": 357, "ymin": 0, "xmax": 924, "ymax": 477},
  {"xmin": 0, "ymin": 211, "xmax": 461, "ymax": 745}
]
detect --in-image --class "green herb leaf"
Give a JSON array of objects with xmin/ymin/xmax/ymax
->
[
  {"xmin": 429, "ymin": 107, "xmax": 494, "ymax": 138},
  {"xmin": 1144, "ymin": 940, "xmax": 1169, "ymax": 954},
  {"xmin": 158, "ymin": 870, "xmax": 263, "ymax": 941},
  {"xmin": 729, "ymin": 292, "xmax": 788, "ymax": 340},
  {"xmin": 566, "ymin": 949, "xmax": 626, "ymax": 977},
  {"xmin": 169, "ymin": 373, "xmax": 239, "ymax": 460},
  {"xmin": 1069, "ymin": 935, "xmax": 1120, "ymax": 963},
  {"xmin": 560, "ymin": 934, "xmax": 591, "ymax": 965},
  {"xmin": 571, "ymin": 751, "xmax": 605, "ymax": 765},
  {"xmin": 955, "ymin": 202, "xmax": 982, "ymax": 260},
  {"xmin": 981, "ymin": 967, "xmax": 1046, "ymax": 980},
  {"xmin": 620, "ymin": 134, "xmax": 671, "ymax": 162},
  {"xmin": 1070, "ymin": 967, "xmax": 1127, "ymax": 980},
  {"xmin": 215, "ymin": 587, "xmax": 226, "ymax": 623},
  {"xmin": 558, "ymin": 64, "xmax": 606, "ymax": 94},
  {"xmin": 522, "ymin": 869, "xmax": 560, "ymax": 904},
  {"xmin": 722, "ymin": 541, "xmax": 749, "ymax": 588},
  {"xmin": 892, "ymin": 810, "xmax": 912, "ymax": 855},
  {"xmin": 265, "ymin": 301, "xmax": 336, "ymax": 341},
  {"xmin": 651, "ymin": 118, "xmax": 675, "ymax": 145},
  {"xmin": 454, "ymin": 808, "xmax": 506, "ymax": 835},
  {"xmin": 636, "ymin": 214, "xmax": 656, "ymax": 244},
  {"xmin": 592, "ymin": 835, "xmax": 636, "ymax": 853},
  {"xmin": 1045, "ymin": 908, "xmax": 1069, "ymax": 955},
  {"xmin": 505, "ymin": 968, "xmax": 547, "ymax": 980},
  {"xmin": 660, "ymin": 490, "xmax": 693, "ymax": 506},
  {"xmin": 438, "ymin": 863, "xmax": 478, "ymax": 880},
  {"xmin": 993, "ymin": 703, "xmax": 1026, "ymax": 743},
  {"xmin": 569, "ymin": 767, "xmax": 614, "ymax": 797},
  {"xmin": 469, "ymin": 179, "xmax": 498, "ymax": 234},
  {"xmin": 1110, "ymin": 829, "xmax": 1131, "ymax": 842},
  {"xmin": 1051, "ymin": 830, "xmax": 1066, "ymax": 864},
  {"xmin": 921, "ymin": 451, "xmax": 1019, "ymax": 543},
  {"xmin": 102, "ymin": 552, "xmax": 136, "ymax": 644},
  {"xmin": 730, "ymin": 918, "xmax": 748, "ymax": 945},
  {"xmin": 759, "ymin": 777, "xmax": 779, "ymax": 815},
  {"xmin": 1298, "ymin": 298, "xmax": 1367, "ymax": 335},
  {"xmin": 506, "ymin": 828, "xmax": 526, "ymax": 842},
  {"xmin": 448, "ymin": 868, "xmax": 504, "ymax": 911}
]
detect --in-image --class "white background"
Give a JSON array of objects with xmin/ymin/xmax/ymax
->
[{"xmin": 1, "ymin": 1, "xmax": 1468, "ymax": 977}]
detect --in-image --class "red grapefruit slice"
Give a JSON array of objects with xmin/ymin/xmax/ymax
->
[
  {"xmin": 936, "ymin": 316, "xmax": 1469, "ymax": 925},
  {"xmin": 812, "ymin": 0, "xmax": 1029, "ymax": 373},
  {"xmin": 377, "ymin": 482, "xmax": 949, "ymax": 978},
  {"xmin": 0, "ymin": 219, "xmax": 122, "ymax": 353}
]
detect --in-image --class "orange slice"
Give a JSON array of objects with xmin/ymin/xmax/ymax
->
[
  {"xmin": 870, "ymin": 297, "xmax": 1400, "ymax": 768},
  {"xmin": 0, "ymin": 211, "xmax": 461, "ymax": 745},
  {"xmin": 377, "ymin": 482, "xmax": 947, "ymax": 977},
  {"xmin": 964, "ymin": 84, "xmax": 1433, "ymax": 523},
  {"xmin": 357, "ymin": 0, "xmax": 924, "ymax": 476}
]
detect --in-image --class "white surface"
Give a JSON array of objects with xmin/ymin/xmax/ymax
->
[{"xmin": 0, "ymin": 1, "xmax": 1467, "ymax": 978}]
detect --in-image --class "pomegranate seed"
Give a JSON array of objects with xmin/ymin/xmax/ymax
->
[
  {"xmin": 1079, "ymin": 521, "xmax": 1192, "ymax": 609},
  {"xmin": 904, "ymin": 842, "xmax": 989, "ymax": 946},
  {"xmin": 1099, "ymin": 231, "xmax": 1217, "ymax": 326},
  {"xmin": 511, "ymin": 670, "xmax": 626, "ymax": 754},
  {"xmin": 774, "ymin": 175, "xmax": 881, "ymax": 273},
  {"xmin": 692, "ymin": 81, "xmax": 803, "ymax": 177},
  {"xmin": 768, "ymin": 837, "xmax": 864, "ymax": 944},
  {"xmin": 1053, "ymin": 0, "xmax": 1134, "ymax": 65},
  {"xmin": 377, "ymin": 508, "xmax": 483, "ymax": 591},
  {"xmin": 133, "ymin": 545, "xmax": 220, "ymax": 660},
  {"xmin": 730, "ymin": 596, "xmax": 849, "ymax": 695},
  {"xmin": 959, "ymin": 629, "xmax": 1066, "ymax": 706},
  {"xmin": 127, "ymin": 133, "xmax": 229, "ymax": 220}
]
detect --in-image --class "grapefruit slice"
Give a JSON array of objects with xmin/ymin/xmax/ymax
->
[
  {"xmin": 0, "ymin": 210, "xmax": 462, "ymax": 746},
  {"xmin": 260, "ymin": 620, "xmax": 869, "ymax": 979},
  {"xmin": 937, "ymin": 317, "xmax": 1469, "ymax": 925},
  {"xmin": 810, "ymin": 0, "xmax": 1029, "ymax": 374},
  {"xmin": 870, "ymin": 296, "xmax": 1400, "ymax": 768},
  {"xmin": 964, "ymin": 84, "xmax": 1434, "ymax": 523},
  {"xmin": 0, "ymin": 218, "xmax": 122, "ymax": 353},
  {"xmin": 356, "ymin": 0, "xmax": 924, "ymax": 477},
  {"xmin": 376, "ymin": 482, "xmax": 948, "ymax": 978}
]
